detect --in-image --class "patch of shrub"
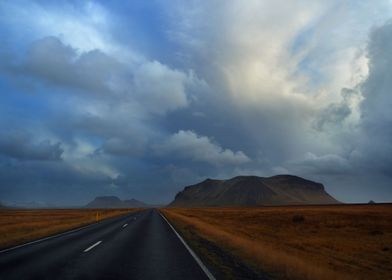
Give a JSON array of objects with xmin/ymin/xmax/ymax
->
[{"xmin": 292, "ymin": 215, "xmax": 305, "ymax": 223}]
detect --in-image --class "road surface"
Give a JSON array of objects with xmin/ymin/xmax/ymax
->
[{"xmin": 0, "ymin": 209, "xmax": 211, "ymax": 280}]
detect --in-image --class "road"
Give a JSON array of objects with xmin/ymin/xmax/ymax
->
[{"xmin": 0, "ymin": 209, "xmax": 211, "ymax": 280}]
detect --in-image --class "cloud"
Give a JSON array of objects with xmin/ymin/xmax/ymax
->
[
  {"xmin": 97, "ymin": 137, "xmax": 145, "ymax": 157},
  {"xmin": 1, "ymin": 1, "xmax": 392, "ymax": 204},
  {"xmin": 361, "ymin": 21, "xmax": 392, "ymax": 123},
  {"xmin": 7, "ymin": 36, "xmax": 201, "ymax": 116},
  {"xmin": 158, "ymin": 0, "xmax": 387, "ymax": 167},
  {"xmin": 155, "ymin": 130, "xmax": 251, "ymax": 166},
  {"xmin": 314, "ymin": 88, "xmax": 361, "ymax": 130},
  {"xmin": 355, "ymin": 20, "xmax": 392, "ymax": 175},
  {"xmin": 288, "ymin": 152, "xmax": 351, "ymax": 175},
  {"xmin": 0, "ymin": 1, "xmax": 134, "ymax": 57},
  {"xmin": 315, "ymin": 102, "xmax": 351, "ymax": 130},
  {"xmin": 133, "ymin": 61, "xmax": 190, "ymax": 115},
  {"xmin": 13, "ymin": 37, "xmax": 122, "ymax": 95},
  {"xmin": 0, "ymin": 131, "xmax": 63, "ymax": 161}
]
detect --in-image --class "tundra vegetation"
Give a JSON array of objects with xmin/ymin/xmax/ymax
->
[{"xmin": 161, "ymin": 204, "xmax": 392, "ymax": 280}]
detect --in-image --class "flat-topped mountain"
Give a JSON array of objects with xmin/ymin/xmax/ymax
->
[
  {"xmin": 169, "ymin": 175, "xmax": 340, "ymax": 207},
  {"xmin": 85, "ymin": 196, "xmax": 148, "ymax": 208}
]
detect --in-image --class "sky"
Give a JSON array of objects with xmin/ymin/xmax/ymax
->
[{"xmin": 0, "ymin": 0, "xmax": 391, "ymax": 206}]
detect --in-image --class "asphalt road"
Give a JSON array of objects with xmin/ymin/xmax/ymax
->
[{"xmin": 0, "ymin": 209, "xmax": 211, "ymax": 280}]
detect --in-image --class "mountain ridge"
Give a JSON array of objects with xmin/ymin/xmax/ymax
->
[
  {"xmin": 85, "ymin": 196, "xmax": 148, "ymax": 208},
  {"xmin": 170, "ymin": 174, "xmax": 340, "ymax": 207}
]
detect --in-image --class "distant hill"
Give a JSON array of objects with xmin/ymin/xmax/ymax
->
[
  {"xmin": 85, "ymin": 196, "xmax": 148, "ymax": 208},
  {"xmin": 6, "ymin": 201, "xmax": 55, "ymax": 209},
  {"xmin": 169, "ymin": 175, "xmax": 340, "ymax": 207}
]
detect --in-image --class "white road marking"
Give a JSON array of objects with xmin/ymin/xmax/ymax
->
[
  {"xmin": 123, "ymin": 223, "xmax": 128, "ymax": 228},
  {"xmin": 83, "ymin": 241, "xmax": 102, "ymax": 253},
  {"xmin": 159, "ymin": 212, "xmax": 216, "ymax": 280}
]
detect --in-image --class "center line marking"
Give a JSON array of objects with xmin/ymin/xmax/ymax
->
[
  {"xmin": 122, "ymin": 223, "xmax": 128, "ymax": 228},
  {"xmin": 83, "ymin": 241, "xmax": 102, "ymax": 253}
]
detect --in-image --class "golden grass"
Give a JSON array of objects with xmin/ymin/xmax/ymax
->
[
  {"xmin": 161, "ymin": 204, "xmax": 392, "ymax": 280},
  {"xmin": 0, "ymin": 208, "xmax": 141, "ymax": 250}
]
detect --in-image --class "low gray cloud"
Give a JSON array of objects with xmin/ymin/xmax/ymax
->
[{"xmin": 288, "ymin": 152, "xmax": 351, "ymax": 175}]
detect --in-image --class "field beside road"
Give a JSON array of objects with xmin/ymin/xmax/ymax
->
[
  {"xmin": 0, "ymin": 208, "xmax": 141, "ymax": 250},
  {"xmin": 161, "ymin": 204, "xmax": 392, "ymax": 280}
]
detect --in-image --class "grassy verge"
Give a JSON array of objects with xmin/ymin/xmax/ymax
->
[
  {"xmin": 161, "ymin": 204, "xmax": 392, "ymax": 280},
  {"xmin": 0, "ymin": 208, "xmax": 141, "ymax": 250}
]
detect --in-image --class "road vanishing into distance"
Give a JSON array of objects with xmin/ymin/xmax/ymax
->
[{"xmin": 0, "ymin": 209, "xmax": 213, "ymax": 280}]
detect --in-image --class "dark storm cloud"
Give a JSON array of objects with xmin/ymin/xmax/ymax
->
[
  {"xmin": 355, "ymin": 21, "xmax": 392, "ymax": 175},
  {"xmin": 315, "ymin": 89, "xmax": 354, "ymax": 131},
  {"xmin": 6, "ymin": 36, "xmax": 199, "ymax": 116},
  {"xmin": 11, "ymin": 36, "xmax": 124, "ymax": 96},
  {"xmin": 0, "ymin": 131, "xmax": 63, "ymax": 161}
]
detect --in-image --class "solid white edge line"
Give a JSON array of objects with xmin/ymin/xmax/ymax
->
[
  {"xmin": 0, "ymin": 221, "xmax": 97, "ymax": 254},
  {"xmin": 83, "ymin": 240, "xmax": 102, "ymax": 252},
  {"xmin": 0, "ymin": 211, "xmax": 138, "ymax": 254},
  {"xmin": 159, "ymin": 212, "xmax": 216, "ymax": 280}
]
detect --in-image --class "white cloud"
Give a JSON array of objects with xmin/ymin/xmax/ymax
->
[
  {"xmin": 155, "ymin": 130, "xmax": 251, "ymax": 166},
  {"xmin": 165, "ymin": 0, "xmax": 391, "ymax": 121},
  {"xmin": 166, "ymin": 1, "xmax": 327, "ymax": 102}
]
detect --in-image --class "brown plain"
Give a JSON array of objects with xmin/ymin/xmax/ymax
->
[
  {"xmin": 161, "ymin": 204, "xmax": 392, "ymax": 280},
  {"xmin": 0, "ymin": 208, "xmax": 140, "ymax": 250}
]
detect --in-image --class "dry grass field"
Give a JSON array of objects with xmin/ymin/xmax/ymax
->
[
  {"xmin": 0, "ymin": 208, "xmax": 140, "ymax": 250},
  {"xmin": 161, "ymin": 204, "xmax": 392, "ymax": 280}
]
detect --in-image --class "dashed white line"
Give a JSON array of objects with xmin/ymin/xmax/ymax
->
[
  {"xmin": 122, "ymin": 223, "xmax": 128, "ymax": 228},
  {"xmin": 0, "ymin": 211, "xmax": 142, "ymax": 254},
  {"xmin": 83, "ymin": 241, "xmax": 102, "ymax": 253}
]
